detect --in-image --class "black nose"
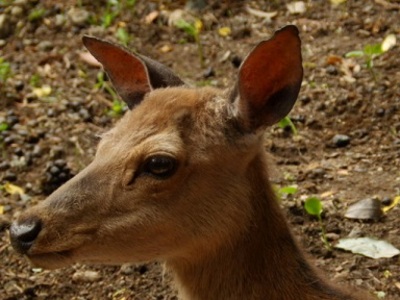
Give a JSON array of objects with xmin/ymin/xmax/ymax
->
[{"xmin": 10, "ymin": 218, "xmax": 42, "ymax": 254}]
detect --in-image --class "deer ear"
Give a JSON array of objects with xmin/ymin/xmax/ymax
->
[
  {"xmin": 82, "ymin": 36, "xmax": 184, "ymax": 109},
  {"xmin": 234, "ymin": 25, "xmax": 303, "ymax": 130}
]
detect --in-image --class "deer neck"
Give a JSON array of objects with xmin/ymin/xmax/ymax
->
[{"xmin": 166, "ymin": 153, "xmax": 347, "ymax": 300}]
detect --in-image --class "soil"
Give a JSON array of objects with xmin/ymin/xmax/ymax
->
[{"xmin": 0, "ymin": 0, "xmax": 399, "ymax": 299}]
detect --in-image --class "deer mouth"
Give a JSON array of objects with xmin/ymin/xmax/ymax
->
[{"xmin": 26, "ymin": 250, "xmax": 75, "ymax": 269}]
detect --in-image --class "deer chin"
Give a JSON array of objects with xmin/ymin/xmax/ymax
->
[{"xmin": 26, "ymin": 250, "xmax": 75, "ymax": 270}]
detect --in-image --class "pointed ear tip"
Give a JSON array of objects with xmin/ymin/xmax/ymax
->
[
  {"xmin": 278, "ymin": 25, "xmax": 300, "ymax": 37},
  {"xmin": 82, "ymin": 35, "xmax": 93, "ymax": 46}
]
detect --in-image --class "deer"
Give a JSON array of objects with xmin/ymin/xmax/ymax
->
[{"xmin": 9, "ymin": 25, "xmax": 370, "ymax": 300}]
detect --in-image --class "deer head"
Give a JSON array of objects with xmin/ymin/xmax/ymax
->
[{"xmin": 9, "ymin": 25, "xmax": 302, "ymax": 270}]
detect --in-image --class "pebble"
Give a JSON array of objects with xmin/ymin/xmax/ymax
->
[
  {"xmin": 54, "ymin": 14, "xmax": 66, "ymax": 27},
  {"xmin": 326, "ymin": 65, "xmax": 338, "ymax": 75},
  {"xmin": 68, "ymin": 8, "xmax": 90, "ymax": 26},
  {"xmin": 120, "ymin": 263, "xmax": 135, "ymax": 275},
  {"xmin": 331, "ymin": 134, "xmax": 350, "ymax": 148},
  {"xmin": 38, "ymin": 40, "xmax": 54, "ymax": 51},
  {"xmin": 381, "ymin": 197, "xmax": 392, "ymax": 206},
  {"xmin": 4, "ymin": 171, "xmax": 17, "ymax": 181},
  {"xmin": 203, "ymin": 67, "xmax": 215, "ymax": 79},
  {"xmin": 0, "ymin": 14, "xmax": 13, "ymax": 39},
  {"xmin": 72, "ymin": 270, "xmax": 101, "ymax": 283},
  {"xmin": 11, "ymin": 6, "xmax": 24, "ymax": 17}
]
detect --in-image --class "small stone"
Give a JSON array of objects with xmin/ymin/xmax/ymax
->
[
  {"xmin": 0, "ymin": 14, "xmax": 13, "ymax": 39},
  {"xmin": 68, "ymin": 8, "xmax": 90, "ymax": 26},
  {"xmin": 325, "ymin": 233, "xmax": 340, "ymax": 241},
  {"xmin": 49, "ymin": 165, "xmax": 60, "ymax": 175},
  {"xmin": 54, "ymin": 14, "xmax": 66, "ymax": 27},
  {"xmin": 54, "ymin": 159, "xmax": 66, "ymax": 168},
  {"xmin": 326, "ymin": 65, "xmax": 338, "ymax": 75},
  {"xmin": 11, "ymin": 6, "xmax": 24, "ymax": 17},
  {"xmin": 375, "ymin": 108, "xmax": 385, "ymax": 117},
  {"xmin": 331, "ymin": 134, "xmax": 350, "ymax": 148},
  {"xmin": 0, "ymin": 161, "xmax": 10, "ymax": 170},
  {"xmin": 203, "ymin": 67, "xmax": 215, "ymax": 79},
  {"xmin": 14, "ymin": 81, "xmax": 24, "ymax": 91},
  {"xmin": 4, "ymin": 171, "xmax": 17, "ymax": 181},
  {"xmin": 79, "ymin": 108, "xmax": 90, "ymax": 121},
  {"xmin": 120, "ymin": 263, "xmax": 135, "ymax": 275},
  {"xmin": 72, "ymin": 270, "xmax": 101, "ymax": 283},
  {"xmin": 381, "ymin": 197, "xmax": 392, "ymax": 206},
  {"xmin": 37, "ymin": 40, "xmax": 54, "ymax": 52}
]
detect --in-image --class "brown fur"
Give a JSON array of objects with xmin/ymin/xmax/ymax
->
[{"xmin": 10, "ymin": 27, "xmax": 372, "ymax": 300}]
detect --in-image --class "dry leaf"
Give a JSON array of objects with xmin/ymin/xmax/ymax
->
[
  {"xmin": 218, "ymin": 27, "xmax": 231, "ymax": 37},
  {"xmin": 33, "ymin": 85, "xmax": 52, "ymax": 98},
  {"xmin": 4, "ymin": 182, "xmax": 25, "ymax": 196},
  {"xmin": 144, "ymin": 11, "xmax": 159, "ymax": 24},
  {"xmin": 382, "ymin": 196, "xmax": 400, "ymax": 213},
  {"xmin": 381, "ymin": 34, "xmax": 396, "ymax": 52},
  {"xmin": 345, "ymin": 198, "xmax": 382, "ymax": 220}
]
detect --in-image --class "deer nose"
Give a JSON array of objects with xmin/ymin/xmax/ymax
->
[{"xmin": 10, "ymin": 218, "xmax": 42, "ymax": 254}]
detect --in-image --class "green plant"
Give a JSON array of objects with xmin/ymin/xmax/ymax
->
[
  {"xmin": 28, "ymin": 8, "xmax": 47, "ymax": 22},
  {"xmin": 277, "ymin": 185, "xmax": 298, "ymax": 199},
  {"xmin": 0, "ymin": 57, "xmax": 11, "ymax": 83},
  {"xmin": 116, "ymin": 27, "xmax": 131, "ymax": 47},
  {"xmin": 29, "ymin": 73, "xmax": 41, "ymax": 87},
  {"xmin": 95, "ymin": 71, "xmax": 125, "ymax": 116},
  {"xmin": 175, "ymin": 19, "xmax": 204, "ymax": 68},
  {"xmin": 304, "ymin": 196, "xmax": 332, "ymax": 251},
  {"xmin": 101, "ymin": 0, "xmax": 120, "ymax": 28},
  {"xmin": 0, "ymin": 122, "xmax": 9, "ymax": 132},
  {"xmin": 278, "ymin": 116, "xmax": 297, "ymax": 135},
  {"xmin": 345, "ymin": 34, "xmax": 396, "ymax": 81}
]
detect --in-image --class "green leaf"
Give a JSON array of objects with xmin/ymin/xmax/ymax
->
[
  {"xmin": 278, "ymin": 116, "xmax": 297, "ymax": 135},
  {"xmin": 278, "ymin": 185, "xmax": 298, "ymax": 196},
  {"xmin": 304, "ymin": 197, "xmax": 323, "ymax": 216},
  {"xmin": 175, "ymin": 19, "xmax": 197, "ymax": 37},
  {"xmin": 116, "ymin": 27, "xmax": 131, "ymax": 46},
  {"xmin": 345, "ymin": 50, "xmax": 364, "ymax": 58},
  {"xmin": 0, "ymin": 57, "xmax": 11, "ymax": 83},
  {"xmin": 0, "ymin": 122, "xmax": 9, "ymax": 132},
  {"xmin": 363, "ymin": 43, "xmax": 383, "ymax": 56}
]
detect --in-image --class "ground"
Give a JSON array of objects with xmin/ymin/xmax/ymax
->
[{"xmin": 0, "ymin": 0, "xmax": 399, "ymax": 299}]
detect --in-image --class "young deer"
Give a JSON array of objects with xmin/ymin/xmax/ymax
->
[{"xmin": 10, "ymin": 26, "xmax": 368, "ymax": 300}]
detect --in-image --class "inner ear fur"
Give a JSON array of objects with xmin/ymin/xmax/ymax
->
[
  {"xmin": 234, "ymin": 25, "xmax": 303, "ymax": 130},
  {"xmin": 82, "ymin": 36, "xmax": 184, "ymax": 109}
]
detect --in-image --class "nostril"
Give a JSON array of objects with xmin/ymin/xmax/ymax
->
[{"xmin": 10, "ymin": 218, "xmax": 42, "ymax": 254}]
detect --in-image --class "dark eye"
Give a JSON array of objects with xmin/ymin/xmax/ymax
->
[{"xmin": 142, "ymin": 155, "xmax": 178, "ymax": 179}]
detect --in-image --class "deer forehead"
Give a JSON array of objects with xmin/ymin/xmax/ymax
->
[{"xmin": 99, "ymin": 87, "xmax": 237, "ymax": 154}]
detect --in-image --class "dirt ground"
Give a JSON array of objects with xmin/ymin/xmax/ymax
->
[{"xmin": 0, "ymin": 0, "xmax": 399, "ymax": 299}]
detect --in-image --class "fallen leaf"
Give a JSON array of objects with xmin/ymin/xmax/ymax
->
[
  {"xmin": 336, "ymin": 237, "xmax": 400, "ymax": 259},
  {"xmin": 330, "ymin": 0, "xmax": 346, "ymax": 5},
  {"xmin": 245, "ymin": 6, "xmax": 277, "ymax": 20},
  {"xmin": 344, "ymin": 198, "xmax": 382, "ymax": 220},
  {"xmin": 4, "ymin": 182, "xmax": 25, "ymax": 196},
  {"xmin": 160, "ymin": 44, "xmax": 172, "ymax": 53},
  {"xmin": 287, "ymin": 1, "xmax": 306, "ymax": 14},
  {"xmin": 218, "ymin": 27, "xmax": 231, "ymax": 37},
  {"xmin": 144, "ymin": 11, "xmax": 159, "ymax": 24},
  {"xmin": 381, "ymin": 34, "xmax": 396, "ymax": 52},
  {"xmin": 382, "ymin": 195, "xmax": 400, "ymax": 213},
  {"xmin": 33, "ymin": 85, "xmax": 52, "ymax": 98},
  {"xmin": 0, "ymin": 205, "xmax": 3, "ymax": 214}
]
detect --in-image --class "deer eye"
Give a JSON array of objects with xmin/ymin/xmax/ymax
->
[{"xmin": 142, "ymin": 155, "xmax": 178, "ymax": 179}]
